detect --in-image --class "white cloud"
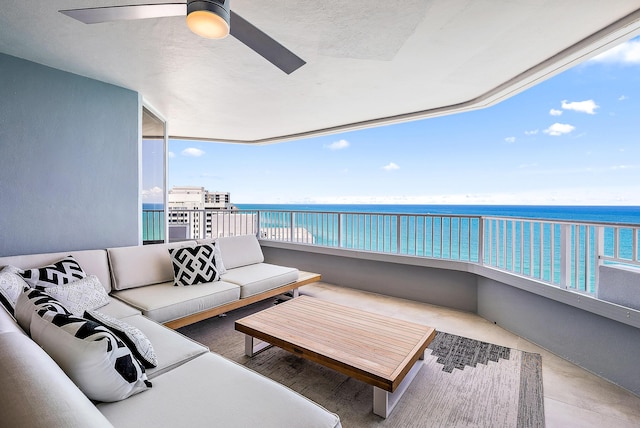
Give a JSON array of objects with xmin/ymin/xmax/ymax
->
[
  {"xmin": 544, "ymin": 123, "xmax": 575, "ymax": 136},
  {"xmin": 182, "ymin": 147, "xmax": 205, "ymax": 157},
  {"xmin": 549, "ymin": 109, "xmax": 563, "ymax": 116},
  {"xmin": 590, "ymin": 38, "xmax": 640, "ymax": 64},
  {"xmin": 168, "ymin": 151, "xmax": 176, "ymax": 158},
  {"xmin": 504, "ymin": 136, "xmax": 516, "ymax": 143},
  {"xmin": 324, "ymin": 139, "xmax": 350, "ymax": 150},
  {"xmin": 142, "ymin": 186, "xmax": 163, "ymax": 201},
  {"xmin": 561, "ymin": 100, "xmax": 599, "ymax": 114},
  {"xmin": 382, "ymin": 162, "xmax": 400, "ymax": 171},
  {"xmin": 618, "ymin": 95, "xmax": 629, "ymax": 101},
  {"xmin": 524, "ymin": 129, "xmax": 539, "ymax": 136}
]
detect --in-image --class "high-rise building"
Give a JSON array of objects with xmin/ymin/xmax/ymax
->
[
  {"xmin": 167, "ymin": 186, "xmax": 248, "ymax": 239},
  {"xmin": 168, "ymin": 186, "xmax": 235, "ymax": 210}
]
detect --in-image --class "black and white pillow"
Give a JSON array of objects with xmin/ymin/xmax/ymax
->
[
  {"xmin": 169, "ymin": 244, "xmax": 220, "ymax": 286},
  {"xmin": 84, "ymin": 310, "xmax": 158, "ymax": 369},
  {"xmin": 15, "ymin": 287, "xmax": 72, "ymax": 334},
  {"xmin": 20, "ymin": 256, "xmax": 86, "ymax": 289},
  {"xmin": 0, "ymin": 265, "xmax": 30, "ymax": 316},
  {"xmin": 30, "ymin": 308, "xmax": 151, "ymax": 402},
  {"xmin": 43, "ymin": 275, "xmax": 110, "ymax": 316}
]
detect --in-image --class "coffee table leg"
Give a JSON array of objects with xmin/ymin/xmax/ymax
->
[
  {"xmin": 372, "ymin": 359, "xmax": 424, "ymax": 418},
  {"xmin": 244, "ymin": 335, "xmax": 272, "ymax": 357}
]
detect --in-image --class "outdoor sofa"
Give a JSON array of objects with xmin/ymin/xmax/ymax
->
[{"xmin": 0, "ymin": 235, "xmax": 340, "ymax": 427}]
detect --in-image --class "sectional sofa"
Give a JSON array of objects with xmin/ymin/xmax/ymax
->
[{"xmin": 0, "ymin": 235, "xmax": 341, "ymax": 428}]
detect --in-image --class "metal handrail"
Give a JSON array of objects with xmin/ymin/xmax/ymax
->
[{"xmin": 142, "ymin": 208, "xmax": 640, "ymax": 297}]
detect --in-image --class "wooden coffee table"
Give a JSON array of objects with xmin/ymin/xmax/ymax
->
[{"xmin": 235, "ymin": 295, "xmax": 436, "ymax": 418}]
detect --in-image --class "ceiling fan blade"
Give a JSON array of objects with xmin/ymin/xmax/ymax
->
[
  {"xmin": 230, "ymin": 11, "xmax": 305, "ymax": 75},
  {"xmin": 60, "ymin": 3, "xmax": 186, "ymax": 24}
]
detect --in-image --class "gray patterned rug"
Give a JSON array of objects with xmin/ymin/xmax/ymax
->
[{"xmin": 179, "ymin": 301, "xmax": 545, "ymax": 427}]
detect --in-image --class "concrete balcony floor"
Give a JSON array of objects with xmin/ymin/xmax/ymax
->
[{"xmin": 300, "ymin": 282, "xmax": 640, "ymax": 427}]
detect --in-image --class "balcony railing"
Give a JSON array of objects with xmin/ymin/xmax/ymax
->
[{"xmin": 143, "ymin": 209, "xmax": 640, "ymax": 298}]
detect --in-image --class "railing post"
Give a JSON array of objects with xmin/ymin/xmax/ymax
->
[
  {"xmin": 256, "ymin": 210, "xmax": 261, "ymax": 239},
  {"xmin": 396, "ymin": 215, "xmax": 401, "ymax": 254},
  {"xmin": 338, "ymin": 213, "xmax": 342, "ymax": 248},
  {"xmin": 560, "ymin": 224, "xmax": 571, "ymax": 289},
  {"xmin": 593, "ymin": 226, "xmax": 604, "ymax": 296},
  {"xmin": 477, "ymin": 218, "xmax": 484, "ymax": 265}
]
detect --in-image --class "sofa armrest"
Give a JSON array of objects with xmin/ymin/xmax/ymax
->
[{"xmin": 0, "ymin": 332, "xmax": 113, "ymax": 428}]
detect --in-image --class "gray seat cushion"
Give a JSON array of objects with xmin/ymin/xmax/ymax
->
[
  {"xmin": 111, "ymin": 280, "xmax": 240, "ymax": 324},
  {"xmin": 107, "ymin": 241, "xmax": 197, "ymax": 291},
  {"xmin": 98, "ymin": 352, "xmax": 341, "ymax": 428},
  {"xmin": 118, "ymin": 314, "xmax": 208, "ymax": 379},
  {"xmin": 98, "ymin": 296, "xmax": 142, "ymax": 319},
  {"xmin": 222, "ymin": 263, "xmax": 299, "ymax": 298}
]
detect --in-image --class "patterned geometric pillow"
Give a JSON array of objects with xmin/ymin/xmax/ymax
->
[
  {"xmin": 0, "ymin": 265, "xmax": 30, "ymax": 316},
  {"xmin": 14, "ymin": 287, "xmax": 72, "ymax": 334},
  {"xmin": 30, "ymin": 308, "xmax": 151, "ymax": 402},
  {"xmin": 169, "ymin": 244, "xmax": 220, "ymax": 286},
  {"xmin": 20, "ymin": 255, "xmax": 86, "ymax": 289},
  {"xmin": 85, "ymin": 310, "xmax": 158, "ymax": 368},
  {"xmin": 44, "ymin": 275, "xmax": 110, "ymax": 316}
]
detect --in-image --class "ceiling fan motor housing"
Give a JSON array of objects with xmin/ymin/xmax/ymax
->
[{"xmin": 187, "ymin": 0, "xmax": 230, "ymax": 25}]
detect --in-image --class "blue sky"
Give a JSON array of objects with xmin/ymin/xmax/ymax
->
[{"xmin": 144, "ymin": 37, "xmax": 640, "ymax": 205}]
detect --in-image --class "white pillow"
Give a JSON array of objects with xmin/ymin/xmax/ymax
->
[
  {"xmin": 44, "ymin": 275, "xmax": 109, "ymax": 316},
  {"xmin": 213, "ymin": 243, "xmax": 227, "ymax": 275},
  {"xmin": 85, "ymin": 310, "xmax": 158, "ymax": 368},
  {"xmin": 0, "ymin": 265, "xmax": 29, "ymax": 315},
  {"xmin": 30, "ymin": 309, "xmax": 151, "ymax": 402}
]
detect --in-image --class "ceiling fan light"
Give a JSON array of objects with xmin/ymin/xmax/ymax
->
[{"xmin": 186, "ymin": 0, "xmax": 230, "ymax": 39}]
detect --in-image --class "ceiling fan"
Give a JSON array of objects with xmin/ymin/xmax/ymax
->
[{"xmin": 59, "ymin": 0, "xmax": 306, "ymax": 74}]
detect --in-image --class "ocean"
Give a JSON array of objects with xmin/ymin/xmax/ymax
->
[{"xmin": 235, "ymin": 204, "xmax": 640, "ymax": 225}]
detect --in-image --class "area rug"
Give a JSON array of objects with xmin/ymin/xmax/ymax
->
[{"xmin": 178, "ymin": 301, "xmax": 545, "ymax": 427}]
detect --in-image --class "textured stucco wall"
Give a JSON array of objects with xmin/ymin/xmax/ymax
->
[
  {"xmin": 0, "ymin": 53, "xmax": 140, "ymax": 256},
  {"xmin": 262, "ymin": 245, "xmax": 478, "ymax": 313}
]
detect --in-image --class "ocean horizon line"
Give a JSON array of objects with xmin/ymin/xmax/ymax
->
[{"xmin": 143, "ymin": 203, "xmax": 640, "ymax": 225}]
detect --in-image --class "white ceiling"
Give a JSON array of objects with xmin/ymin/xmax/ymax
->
[{"xmin": 2, "ymin": 0, "xmax": 640, "ymax": 144}]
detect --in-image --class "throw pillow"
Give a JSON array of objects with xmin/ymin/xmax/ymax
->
[
  {"xmin": 30, "ymin": 308, "xmax": 151, "ymax": 402},
  {"xmin": 84, "ymin": 310, "xmax": 158, "ymax": 369},
  {"xmin": 0, "ymin": 265, "xmax": 29, "ymax": 316},
  {"xmin": 15, "ymin": 287, "xmax": 72, "ymax": 334},
  {"xmin": 20, "ymin": 255, "xmax": 86, "ymax": 289},
  {"xmin": 213, "ymin": 242, "xmax": 227, "ymax": 275},
  {"xmin": 169, "ymin": 243, "xmax": 220, "ymax": 286},
  {"xmin": 44, "ymin": 275, "xmax": 110, "ymax": 316}
]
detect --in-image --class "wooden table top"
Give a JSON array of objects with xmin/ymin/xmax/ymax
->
[{"xmin": 235, "ymin": 295, "xmax": 436, "ymax": 392}]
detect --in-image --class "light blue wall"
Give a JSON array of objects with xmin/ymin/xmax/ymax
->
[{"xmin": 0, "ymin": 53, "xmax": 140, "ymax": 256}]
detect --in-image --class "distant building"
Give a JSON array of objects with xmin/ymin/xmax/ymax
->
[
  {"xmin": 168, "ymin": 186, "xmax": 236, "ymax": 210},
  {"xmin": 167, "ymin": 186, "xmax": 251, "ymax": 240}
]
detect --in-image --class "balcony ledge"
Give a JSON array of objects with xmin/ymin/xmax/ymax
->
[{"xmin": 260, "ymin": 239, "xmax": 640, "ymax": 330}]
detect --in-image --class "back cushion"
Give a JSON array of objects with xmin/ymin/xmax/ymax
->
[
  {"xmin": 108, "ymin": 242, "xmax": 197, "ymax": 290},
  {"xmin": 0, "ymin": 250, "xmax": 112, "ymax": 293},
  {"xmin": 216, "ymin": 235, "xmax": 264, "ymax": 270}
]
